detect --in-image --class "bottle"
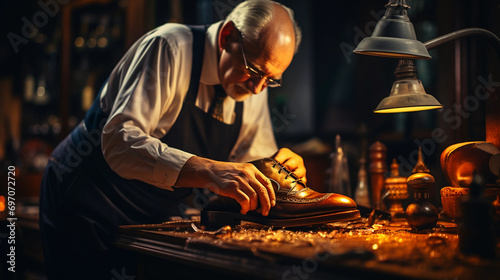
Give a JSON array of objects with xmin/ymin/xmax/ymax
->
[
  {"xmin": 368, "ymin": 141, "xmax": 387, "ymax": 209},
  {"xmin": 328, "ymin": 135, "xmax": 351, "ymax": 197},
  {"xmin": 354, "ymin": 156, "xmax": 370, "ymax": 207}
]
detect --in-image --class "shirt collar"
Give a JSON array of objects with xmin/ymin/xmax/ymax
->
[{"xmin": 200, "ymin": 21, "xmax": 223, "ymax": 85}]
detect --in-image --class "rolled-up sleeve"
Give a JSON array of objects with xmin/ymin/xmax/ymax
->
[{"xmin": 101, "ymin": 31, "xmax": 194, "ymax": 190}]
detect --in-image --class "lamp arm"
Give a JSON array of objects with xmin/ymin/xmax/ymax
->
[
  {"xmin": 423, "ymin": 28, "xmax": 500, "ymax": 57},
  {"xmin": 423, "ymin": 28, "xmax": 500, "ymax": 149}
]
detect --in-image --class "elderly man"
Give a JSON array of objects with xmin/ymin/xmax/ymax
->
[{"xmin": 40, "ymin": 0, "xmax": 305, "ymax": 279}]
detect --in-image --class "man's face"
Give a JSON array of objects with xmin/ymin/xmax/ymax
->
[{"xmin": 217, "ymin": 20, "xmax": 295, "ymax": 101}]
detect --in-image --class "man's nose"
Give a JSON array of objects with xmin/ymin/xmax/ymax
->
[{"xmin": 246, "ymin": 77, "xmax": 267, "ymax": 94}]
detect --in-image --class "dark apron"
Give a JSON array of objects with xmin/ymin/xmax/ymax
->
[{"xmin": 39, "ymin": 25, "xmax": 243, "ymax": 280}]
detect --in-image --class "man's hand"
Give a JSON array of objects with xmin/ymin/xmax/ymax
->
[
  {"xmin": 176, "ymin": 157, "xmax": 276, "ymax": 216},
  {"xmin": 272, "ymin": 148, "xmax": 307, "ymax": 183}
]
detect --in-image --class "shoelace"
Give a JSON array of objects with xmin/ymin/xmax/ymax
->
[{"xmin": 271, "ymin": 160, "xmax": 307, "ymax": 194}]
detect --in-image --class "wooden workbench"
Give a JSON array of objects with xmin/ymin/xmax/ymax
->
[{"xmin": 114, "ymin": 218, "xmax": 500, "ymax": 280}]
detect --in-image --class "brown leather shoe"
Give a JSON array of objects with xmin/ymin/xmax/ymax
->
[{"xmin": 201, "ymin": 158, "xmax": 360, "ymax": 228}]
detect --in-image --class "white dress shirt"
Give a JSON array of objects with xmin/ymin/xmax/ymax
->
[{"xmin": 99, "ymin": 21, "xmax": 278, "ymax": 191}]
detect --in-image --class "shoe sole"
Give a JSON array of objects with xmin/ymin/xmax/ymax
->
[{"xmin": 201, "ymin": 209, "xmax": 361, "ymax": 229}]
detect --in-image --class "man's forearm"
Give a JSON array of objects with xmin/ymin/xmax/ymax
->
[{"xmin": 175, "ymin": 156, "xmax": 214, "ymax": 189}]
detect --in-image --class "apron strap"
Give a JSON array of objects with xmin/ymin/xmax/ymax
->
[{"xmin": 185, "ymin": 25, "xmax": 209, "ymax": 103}]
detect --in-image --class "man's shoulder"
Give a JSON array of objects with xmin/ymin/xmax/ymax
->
[{"xmin": 144, "ymin": 23, "xmax": 193, "ymax": 43}]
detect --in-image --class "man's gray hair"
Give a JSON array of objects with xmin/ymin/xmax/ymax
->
[{"xmin": 224, "ymin": 0, "xmax": 302, "ymax": 54}]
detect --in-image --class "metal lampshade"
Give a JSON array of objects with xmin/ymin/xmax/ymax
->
[
  {"xmin": 374, "ymin": 60, "xmax": 443, "ymax": 113},
  {"xmin": 353, "ymin": 0, "xmax": 431, "ymax": 59}
]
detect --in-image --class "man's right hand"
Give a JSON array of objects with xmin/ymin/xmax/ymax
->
[{"xmin": 175, "ymin": 156, "xmax": 276, "ymax": 216}]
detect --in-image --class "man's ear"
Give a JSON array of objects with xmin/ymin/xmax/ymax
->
[{"xmin": 218, "ymin": 21, "xmax": 237, "ymax": 51}]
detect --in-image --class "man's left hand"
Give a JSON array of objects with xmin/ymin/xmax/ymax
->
[{"xmin": 272, "ymin": 148, "xmax": 307, "ymax": 183}]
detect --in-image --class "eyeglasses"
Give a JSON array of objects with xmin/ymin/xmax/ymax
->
[{"xmin": 237, "ymin": 30, "xmax": 282, "ymax": 88}]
